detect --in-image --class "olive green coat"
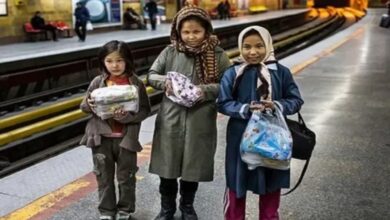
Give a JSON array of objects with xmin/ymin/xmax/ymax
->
[{"xmin": 148, "ymin": 45, "xmax": 231, "ymax": 182}]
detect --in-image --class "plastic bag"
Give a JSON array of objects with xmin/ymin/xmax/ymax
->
[
  {"xmin": 241, "ymin": 151, "xmax": 290, "ymax": 170},
  {"xmin": 86, "ymin": 21, "xmax": 93, "ymax": 31},
  {"xmin": 91, "ymin": 85, "xmax": 138, "ymax": 105},
  {"xmin": 95, "ymin": 100, "xmax": 139, "ymax": 119},
  {"xmin": 166, "ymin": 71, "xmax": 202, "ymax": 107},
  {"xmin": 240, "ymin": 107, "xmax": 292, "ymax": 161}
]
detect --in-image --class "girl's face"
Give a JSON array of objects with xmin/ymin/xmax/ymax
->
[
  {"xmin": 241, "ymin": 34, "xmax": 266, "ymax": 64},
  {"xmin": 104, "ymin": 51, "xmax": 126, "ymax": 76},
  {"xmin": 180, "ymin": 20, "xmax": 206, "ymax": 48}
]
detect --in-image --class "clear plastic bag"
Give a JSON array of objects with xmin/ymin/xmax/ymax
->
[
  {"xmin": 166, "ymin": 71, "xmax": 202, "ymax": 107},
  {"xmin": 91, "ymin": 85, "xmax": 138, "ymax": 105},
  {"xmin": 95, "ymin": 100, "xmax": 139, "ymax": 120},
  {"xmin": 241, "ymin": 151, "xmax": 290, "ymax": 170},
  {"xmin": 240, "ymin": 107, "xmax": 292, "ymax": 161}
]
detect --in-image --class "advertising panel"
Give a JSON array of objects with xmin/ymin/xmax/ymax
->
[
  {"xmin": 73, "ymin": 0, "xmax": 122, "ymax": 25},
  {"xmin": 0, "ymin": 0, "xmax": 7, "ymax": 16}
]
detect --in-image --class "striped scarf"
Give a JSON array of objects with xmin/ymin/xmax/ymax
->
[{"xmin": 170, "ymin": 5, "xmax": 220, "ymax": 84}]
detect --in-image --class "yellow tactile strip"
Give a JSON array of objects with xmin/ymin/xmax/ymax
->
[{"xmin": 0, "ymin": 144, "xmax": 152, "ymax": 220}]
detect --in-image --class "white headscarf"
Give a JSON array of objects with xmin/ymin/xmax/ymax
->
[{"xmin": 235, "ymin": 26, "xmax": 276, "ymax": 101}]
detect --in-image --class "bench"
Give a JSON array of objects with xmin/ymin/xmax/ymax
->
[
  {"xmin": 23, "ymin": 23, "xmax": 48, "ymax": 42},
  {"xmin": 208, "ymin": 8, "xmax": 219, "ymax": 19},
  {"xmin": 50, "ymin": 21, "xmax": 72, "ymax": 38}
]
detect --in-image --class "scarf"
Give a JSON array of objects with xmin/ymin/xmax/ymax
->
[
  {"xmin": 235, "ymin": 26, "xmax": 276, "ymax": 101},
  {"xmin": 170, "ymin": 5, "xmax": 220, "ymax": 84}
]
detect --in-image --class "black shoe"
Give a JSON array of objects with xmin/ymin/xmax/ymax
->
[
  {"xmin": 154, "ymin": 194, "xmax": 176, "ymax": 220},
  {"xmin": 179, "ymin": 200, "xmax": 198, "ymax": 220},
  {"xmin": 179, "ymin": 192, "xmax": 198, "ymax": 220},
  {"xmin": 116, "ymin": 211, "xmax": 131, "ymax": 220},
  {"xmin": 154, "ymin": 210, "xmax": 174, "ymax": 220}
]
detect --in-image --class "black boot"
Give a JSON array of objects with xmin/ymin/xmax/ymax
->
[
  {"xmin": 154, "ymin": 177, "xmax": 178, "ymax": 220},
  {"xmin": 154, "ymin": 193, "xmax": 176, "ymax": 220},
  {"xmin": 179, "ymin": 180, "xmax": 198, "ymax": 220}
]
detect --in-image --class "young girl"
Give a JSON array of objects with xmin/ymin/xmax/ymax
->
[
  {"xmin": 217, "ymin": 26, "xmax": 304, "ymax": 220},
  {"xmin": 147, "ymin": 5, "xmax": 231, "ymax": 220},
  {"xmin": 80, "ymin": 40, "xmax": 151, "ymax": 220}
]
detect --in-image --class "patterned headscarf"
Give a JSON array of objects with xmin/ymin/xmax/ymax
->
[{"xmin": 170, "ymin": 5, "xmax": 220, "ymax": 84}]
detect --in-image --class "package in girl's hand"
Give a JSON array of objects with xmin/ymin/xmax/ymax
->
[
  {"xmin": 91, "ymin": 85, "xmax": 138, "ymax": 105},
  {"xmin": 240, "ymin": 108, "xmax": 292, "ymax": 161},
  {"xmin": 95, "ymin": 100, "xmax": 139, "ymax": 120},
  {"xmin": 241, "ymin": 151, "xmax": 290, "ymax": 170},
  {"xmin": 166, "ymin": 71, "xmax": 202, "ymax": 107}
]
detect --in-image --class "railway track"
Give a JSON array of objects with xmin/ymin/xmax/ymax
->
[{"xmin": 0, "ymin": 8, "xmax": 363, "ymax": 177}]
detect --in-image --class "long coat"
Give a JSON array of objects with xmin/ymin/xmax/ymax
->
[
  {"xmin": 217, "ymin": 63, "xmax": 304, "ymax": 197},
  {"xmin": 147, "ymin": 45, "xmax": 231, "ymax": 182}
]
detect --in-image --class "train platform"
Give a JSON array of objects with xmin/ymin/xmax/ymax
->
[
  {"xmin": 1, "ymin": 8, "xmax": 390, "ymax": 220},
  {"xmin": 0, "ymin": 9, "xmax": 308, "ymax": 65}
]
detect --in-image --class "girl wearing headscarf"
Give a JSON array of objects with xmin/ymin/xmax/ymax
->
[
  {"xmin": 147, "ymin": 5, "xmax": 231, "ymax": 220},
  {"xmin": 217, "ymin": 26, "xmax": 304, "ymax": 219}
]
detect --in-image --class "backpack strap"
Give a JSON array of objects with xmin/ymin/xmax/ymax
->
[{"xmin": 282, "ymin": 158, "xmax": 310, "ymax": 196}]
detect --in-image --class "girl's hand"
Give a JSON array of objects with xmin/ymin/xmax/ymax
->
[
  {"xmin": 165, "ymin": 79, "xmax": 174, "ymax": 96},
  {"xmin": 113, "ymin": 107, "xmax": 127, "ymax": 119},
  {"xmin": 249, "ymin": 101, "xmax": 265, "ymax": 112},
  {"xmin": 196, "ymin": 89, "xmax": 204, "ymax": 101},
  {"xmin": 87, "ymin": 98, "xmax": 97, "ymax": 112},
  {"xmin": 260, "ymin": 100, "xmax": 275, "ymax": 110},
  {"xmin": 249, "ymin": 100, "xmax": 275, "ymax": 112}
]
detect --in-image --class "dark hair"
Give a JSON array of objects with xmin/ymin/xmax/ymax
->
[
  {"xmin": 178, "ymin": 15, "xmax": 212, "ymax": 34},
  {"xmin": 35, "ymin": 11, "xmax": 41, "ymax": 15},
  {"xmin": 242, "ymin": 29, "xmax": 261, "ymax": 43},
  {"xmin": 98, "ymin": 40, "xmax": 135, "ymax": 76}
]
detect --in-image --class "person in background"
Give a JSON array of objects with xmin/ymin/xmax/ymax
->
[
  {"xmin": 74, "ymin": 2, "xmax": 90, "ymax": 42},
  {"xmin": 217, "ymin": 0, "xmax": 230, "ymax": 20},
  {"xmin": 282, "ymin": 0, "xmax": 288, "ymax": 9},
  {"xmin": 386, "ymin": 0, "xmax": 390, "ymax": 15},
  {"xmin": 80, "ymin": 40, "xmax": 151, "ymax": 220},
  {"xmin": 144, "ymin": 0, "xmax": 158, "ymax": 30},
  {"xmin": 147, "ymin": 5, "xmax": 231, "ymax": 220},
  {"xmin": 123, "ymin": 7, "xmax": 147, "ymax": 30},
  {"xmin": 217, "ymin": 26, "xmax": 303, "ymax": 220},
  {"xmin": 30, "ymin": 11, "xmax": 58, "ymax": 41}
]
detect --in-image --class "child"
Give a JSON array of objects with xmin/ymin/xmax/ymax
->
[
  {"xmin": 147, "ymin": 5, "xmax": 231, "ymax": 220},
  {"xmin": 80, "ymin": 40, "xmax": 151, "ymax": 220},
  {"xmin": 217, "ymin": 26, "xmax": 304, "ymax": 220}
]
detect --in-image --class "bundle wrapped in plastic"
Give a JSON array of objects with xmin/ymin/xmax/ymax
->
[
  {"xmin": 91, "ymin": 85, "xmax": 138, "ymax": 105},
  {"xmin": 240, "ymin": 107, "xmax": 292, "ymax": 170},
  {"xmin": 166, "ymin": 71, "xmax": 202, "ymax": 108},
  {"xmin": 95, "ymin": 100, "xmax": 139, "ymax": 120},
  {"xmin": 91, "ymin": 85, "xmax": 139, "ymax": 119},
  {"xmin": 241, "ymin": 151, "xmax": 290, "ymax": 170}
]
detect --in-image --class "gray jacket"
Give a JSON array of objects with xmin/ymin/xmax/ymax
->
[{"xmin": 80, "ymin": 74, "xmax": 151, "ymax": 152}]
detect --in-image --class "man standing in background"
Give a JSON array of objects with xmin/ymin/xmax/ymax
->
[
  {"xmin": 144, "ymin": 0, "xmax": 158, "ymax": 30},
  {"xmin": 74, "ymin": 2, "xmax": 90, "ymax": 42}
]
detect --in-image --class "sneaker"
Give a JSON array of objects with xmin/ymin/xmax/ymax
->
[
  {"xmin": 100, "ymin": 215, "xmax": 113, "ymax": 220},
  {"xmin": 116, "ymin": 211, "xmax": 131, "ymax": 220}
]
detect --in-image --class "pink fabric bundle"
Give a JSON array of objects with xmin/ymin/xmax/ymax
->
[{"xmin": 166, "ymin": 71, "xmax": 202, "ymax": 107}]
